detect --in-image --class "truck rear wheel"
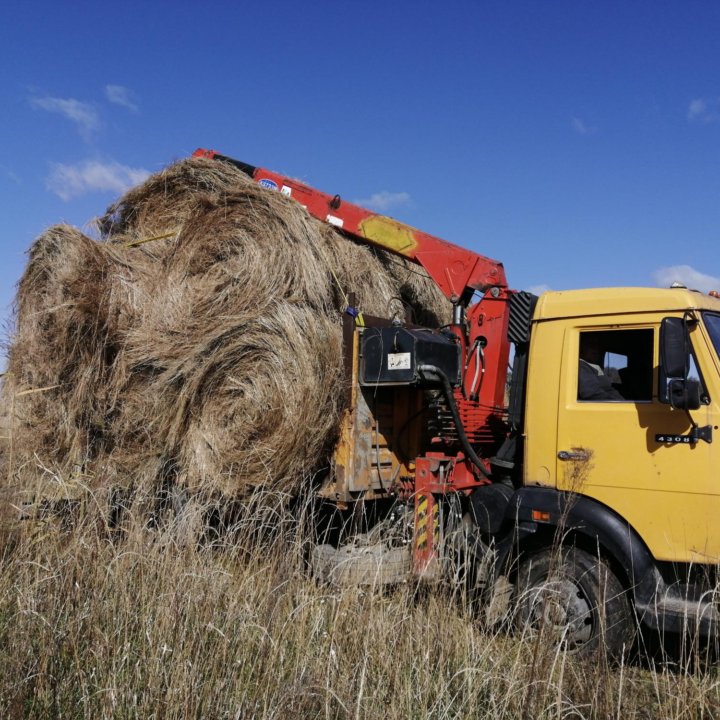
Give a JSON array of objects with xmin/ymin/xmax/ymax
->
[{"xmin": 514, "ymin": 546, "xmax": 634, "ymax": 658}]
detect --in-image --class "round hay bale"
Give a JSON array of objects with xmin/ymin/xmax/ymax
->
[
  {"xmin": 98, "ymin": 156, "xmax": 246, "ymax": 244},
  {"xmin": 6, "ymin": 225, "xmax": 115, "ymax": 471}
]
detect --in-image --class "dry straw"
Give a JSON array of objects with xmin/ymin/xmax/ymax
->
[{"xmin": 1, "ymin": 157, "xmax": 449, "ymax": 507}]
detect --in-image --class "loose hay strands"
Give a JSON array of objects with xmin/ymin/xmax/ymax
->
[
  {"xmin": 122, "ymin": 229, "xmax": 180, "ymax": 248},
  {"xmin": 14, "ymin": 384, "xmax": 63, "ymax": 397},
  {"xmin": 1, "ymin": 157, "xmax": 450, "ymax": 509}
]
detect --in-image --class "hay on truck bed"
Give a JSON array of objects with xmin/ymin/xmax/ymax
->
[{"xmin": 0, "ymin": 157, "xmax": 450, "ymax": 519}]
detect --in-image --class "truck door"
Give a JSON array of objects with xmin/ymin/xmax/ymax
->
[{"xmin": 555, "ymin": 323, "xmax": 720, "ymax": 564}]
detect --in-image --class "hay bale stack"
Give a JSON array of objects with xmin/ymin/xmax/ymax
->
[{"xmin": 2, "ymin": 157, "xmax": 449, "ymax": 502}]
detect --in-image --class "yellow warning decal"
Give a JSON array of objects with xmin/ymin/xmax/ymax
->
[
  {"xmin": 417, "ymin": 495, "xmax": 428, "ymax": 550},
  {"xmin": 358, "ymin": 215, "xmax": 418, "ymax": 256}
]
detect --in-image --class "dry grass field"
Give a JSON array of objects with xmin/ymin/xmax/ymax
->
[{"xmin": 1, "ymin": 486, "xmax": 719, "ymax": 720}]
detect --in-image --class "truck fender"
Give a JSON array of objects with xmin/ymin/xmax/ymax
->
[
  {"xmin": 496, "ymin": 486, "xmax": 662, "ymax": 608},
  {"xmin": 469, "ymin": 483, "xmax": 514, "ymax": 535}
]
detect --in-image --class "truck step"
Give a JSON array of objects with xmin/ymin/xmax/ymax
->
[{"xmin": 638, "ymin": 588, "xmax": 720, "ymax": 636}]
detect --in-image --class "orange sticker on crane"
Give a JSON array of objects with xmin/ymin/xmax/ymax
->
[{"xmin": 358, "ymin": 215, "xmax": 418, "ymax": 256}]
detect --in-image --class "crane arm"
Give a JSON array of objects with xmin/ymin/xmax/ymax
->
[{"xmin": 193, "ymin": 149, "xmax": 507, "ymax": 303}]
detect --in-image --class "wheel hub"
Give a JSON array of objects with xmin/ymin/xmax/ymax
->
[{"xmin": 531, "ymin": 578, "xmax": 593, "ymax": 647}]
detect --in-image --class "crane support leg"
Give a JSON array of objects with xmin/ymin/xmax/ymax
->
[{"xmin": 413, "ymin": 457, "xmax": 441, "ymax": 579}]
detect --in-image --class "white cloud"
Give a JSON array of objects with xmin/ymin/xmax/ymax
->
[
  {"xmin": 104, "ymin": 84, "xmax": 139, "ymax": 112},
  {"xmin": 525, "ymin": 284, "xmax": 551, "ymax": 296},
  {"xmin": 571, "ymin": 116, "xmax": 597, "ymax": 136},
  {"xmin": 30, "ymin": 95, "xmax": 99, "ymax": 135},
  {"xmin": 688, "ymin": 98, "xmax": 707, "ymax": 120},
  {"xmin": 653, "ymin": 265, "xmax": 720, "ymax": 293},
  {"xmin": 353, "ymin": 191, "xmax": 412, "ymax": 212},
  {"xmin": 46, "ymin": 160, "xmax": 150, "ymax": 201},
  {"xmin": 687, "ymin": 97, "xmax": 720, "ymax": 124},
  {"xmin": 0, "ymin": 164, "xmax": 20, "ymax": 185}
]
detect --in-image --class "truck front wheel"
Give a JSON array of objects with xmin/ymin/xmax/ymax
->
[{"xmin": 514, "ymin": 546, "xmax": 634, "ymax": 658}]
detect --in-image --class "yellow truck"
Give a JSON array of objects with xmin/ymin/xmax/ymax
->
[{"xmin": 514, "ymin": 287, "xmax": 720, "ymax": 654}]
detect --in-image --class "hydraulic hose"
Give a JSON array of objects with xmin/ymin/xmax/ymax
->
[{"xmin": 417, "ymin": 363, "xmax": 491, "ymax": 479}]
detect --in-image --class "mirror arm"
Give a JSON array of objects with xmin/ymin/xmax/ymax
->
[{"xmin": 690, "ymin": 422, "xmax": 713, "ymax": 444}]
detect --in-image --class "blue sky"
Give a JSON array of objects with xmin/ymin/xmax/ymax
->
[{"xmin": 2, "ymin": 0, "xmax": 719, "ymax": 360}]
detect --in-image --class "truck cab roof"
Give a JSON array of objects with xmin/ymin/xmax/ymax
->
[{"xmin": 532, "ymin": 286, "xmax": 720, "ymax": 322}]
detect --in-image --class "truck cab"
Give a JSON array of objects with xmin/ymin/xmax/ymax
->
[{"xmin": 512, "ymin": 286, "xmax": 720, "ymax": 649}]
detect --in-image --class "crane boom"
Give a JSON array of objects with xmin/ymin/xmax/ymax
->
[{"xmin": 192, "ymin": 149, "xmax": 507, "ymax": 303}]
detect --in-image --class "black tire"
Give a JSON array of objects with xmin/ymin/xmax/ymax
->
[
  {"xmin": 515, "ymin": 546, "xmax": 634, "ymax": 658},
  {"xmin": 311, "ymin": 542, "xmax": 411, "ymax": 586}
]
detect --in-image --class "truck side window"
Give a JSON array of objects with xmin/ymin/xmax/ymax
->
[
  {"xmin": 686, "ymin": 351, "xmax": 709, "ymax": 403},
  {"xmin": 578, "ymin": 329, "xmax": 653, "ymax": 402},
  {"xmin": 703, "ymin": 313, "xmax": 720, "ymax": 366}
]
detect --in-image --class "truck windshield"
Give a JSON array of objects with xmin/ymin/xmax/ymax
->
[{"xmin": 703, "ymin": 312, "xmax": 720, "ymax": 361}]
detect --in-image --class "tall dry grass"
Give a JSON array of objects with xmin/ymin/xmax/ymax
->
[{"xmin": 1, "ymin": 478, "xmax": 719, "ymax": 720}]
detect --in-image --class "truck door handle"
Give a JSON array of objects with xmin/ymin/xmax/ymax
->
[{"xmin": 558, "ymin": 450, "xmax": 589, "ymax": 461}]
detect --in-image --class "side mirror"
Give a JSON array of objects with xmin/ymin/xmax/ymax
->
[
  {"xmin": 660, "ymin": 316, "xmax": 703, "ymax": 409},
  {"xmin": 660, "ymin": 317, "xmax": 687, "ymax": 379},
  {"xmin": 668, "ymin": 378, "xmax": 702, "ymax": 411}
]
